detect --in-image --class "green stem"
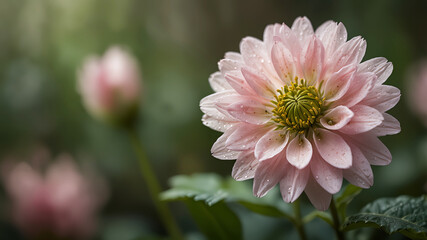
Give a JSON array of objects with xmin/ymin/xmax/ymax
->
[
  {"xmin": 330, "ymin": 198, "xmax": 345, "ymax": 240},
  {"xmin": 293, "ymin": 199, "xmax": 308, "ymax": 240},
  {"xmin": 128, "ymin": 130, "xmax": 183, "ymax": 240}
]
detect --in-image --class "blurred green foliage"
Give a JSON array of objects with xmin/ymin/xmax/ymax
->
[{"xmin": 0, "ymin": 0, "xmax": 426, "ymax": 239}]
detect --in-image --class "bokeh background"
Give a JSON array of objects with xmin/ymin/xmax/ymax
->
[{"xmin": 0, "ymin": 0, "xmax": 426, "ymax": 239}]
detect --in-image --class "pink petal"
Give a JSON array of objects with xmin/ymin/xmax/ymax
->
[
  {"xmin": 241, "ymin": 67, "xmax": 277, "ymax": 99},
  {"xmin": 208, "ymin": 72, "xmax": 232, "ymax": 92},
  {"xmin": 218, "ymin": 97, "xmax": 270, "ymax": 125},
  {"xmin": 202, "ymin": 114, "xmax": 237, "ymax": 132},
  {"xmin": 315, "ymin": 21, "xmax": 347, "ymax": 59},
  {"xmin": 304, "ymin": 177, "xmax": 332, "ymax": 211},
  {"xmin": 320, "ymin": 106, "xmax": 354, "ymax": 130},
  {"xmin": 275, "ymin": 23, "xmax": 301, "ymax": 57},
  {"xmin": 224, "ymin": 73, "xmax": 256, "ymax": 96},
  {"xmin": 328, "ymin": 36, "xmax": 366, "ymax": 73},
  {"xmin": 339, "ymin": 105, "xmax": 384, "ymax": 135},
  {"xmin": 324, "ymin": 65, "xmax": 355, "ymax": 103},
  {"xmin": 370, "ymin": 113, "xmax": 401, "ymax": 136},
  {"xmin": 232, "ymin": 151, "xmax": 259, "ymax": 181},
  {"xmin": 253, "ymin": 151, "xmax": 287, "ymax": 197},
  {"xmin": 358, "ymin": 57, "xmax": 393, "ymax": 85},
  {"xmin": 271, "ymin": 40, "xmax": 298, "ymax": 84},
  {"xmin": 286, "ymin": 135, "xmax": 313, "ymax": 169},
  {"xmin": 279, "ymin": 165, "xmax": 310, "ymax": 203},
  {"xmin": 254, "ymin": 129, "xmax": 289, "ymax": 161},
  {"xmin": 224, "ymin": 51, "xmax": 243, "ymax": 62},
  {"xmin": 346, "ymin": 133, "xmax": 392, "ymax": 166},
  {"xmin": 263, "ymin": 23, "xmax": 282, "ymax": 57},
  {"xmin": 226, "ymin": 124, "xmax": 271, "ymax": 151},
  {"xmin": 343, "ymin": 144, "xmax": 373, "ymax": 188},
  {"xmin": 200, "ymin": 90, "xmax": 240, "ymax": 120},
  {"xmin": 291, "ymin": 17, "xmax": 314, "ymax": 44},
  {"xmin": 310, "ymin": 151, "xmax": 343, "ymax": 194},
  {"xmin": 336, "ymin": 71, "xmax": 374, "ymax": 108},
  {"xmin": 313, "ymin": 129, "xmax": 352, "ymax": 169},
  {"xmin": 239, "ymin": 37, "xmax": 281, "ymax": 85},
  {"xmin": 211, "ymin": 125, "xmax": 240, "ymax": 160},
  {"xmin": 218, "ymin": 58, "xmax": 242, "ymax": 74},
  {"xmin": 360, "ymin": 85, "xmax": 400, "ymax": 113},
  {"xmin": 301, "ymin": 36, "xmax": 325, "ymax": 84}
]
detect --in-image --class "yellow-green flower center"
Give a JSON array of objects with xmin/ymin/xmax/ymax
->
[{"xmin": 271, "ymin": 78, "xmax": 324, "ymax": 134}]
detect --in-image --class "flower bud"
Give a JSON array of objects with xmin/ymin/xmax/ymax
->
[
  {"xmin": 78, "ymin": 46, "xmax": 142, "ymax": 126},
  {"xmin": 408, "ymin": 60, "xmax": 427, "ymax": 127},
  {"xmin": 2, "ymin": 155, "xmax": 108, "ymax": 240}
]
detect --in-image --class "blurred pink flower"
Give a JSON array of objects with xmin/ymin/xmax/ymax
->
[
  {"xmin": 78, "ymin": 46, "xmax": 141, "ymax": 124},
  {"xmin": 3, "ymin": 155, "xmax": 107, "ymax": 239},
  {"xmin": 200, "ymin": 17, "xmax": 400, "ymax": 210},
  {"xmin": 408, "ymin": 60, "xmax": 427, "ymax": 126}
]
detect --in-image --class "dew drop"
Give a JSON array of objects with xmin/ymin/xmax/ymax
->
[
  {"xmin": 260, "ymin": 59, "xmax": 265, "ymax": 63},
  {"xmin": 315, "ymin": 175, "xmax": 319, "ymax": 179}
]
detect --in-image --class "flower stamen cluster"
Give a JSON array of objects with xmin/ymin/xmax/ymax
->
[{"xmin": 271, "ymin": 78, "xmax": 325, "ymax": 134}]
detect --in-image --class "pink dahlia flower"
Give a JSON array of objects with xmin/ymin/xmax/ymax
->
[
  {"xmin": 407, "ymin": 60, "xmax": 427, "ymax": 127},
  {"xmin": 200, "ymin": 17, "xmax": 400, "ymax": 210},
  {"xmin": 78, "ymin": 46, "xmax": 141, "ymax": 124},
  {"xmin": 2, "ymin": 156, "xmax": 108, "ymax": 239}
]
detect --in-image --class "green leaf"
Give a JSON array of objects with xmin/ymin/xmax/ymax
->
[
  {"xmin": 161, "ymin": 173, "xmax": 293, "ymax": 219},
  {"xmin": 184, "ymin": 199, "xmax": 242, "ymax": 240},
  {"xmin": 303, "ymin": 210, "xmax": 333, "ymax": 226},
  {"xmin": 336, "ymin": 184, "xmax": 362, "ymax": 220},
  {"xmin": 343, "ymin": 195, "xmax": 427, "ymax": 239},
  {"xmin": 161, "ymin": 174, "xmax": 228, "ymax": 206}
]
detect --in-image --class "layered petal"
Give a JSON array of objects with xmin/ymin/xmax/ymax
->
[
  {"xmin": 211, "ymin": 125, "xmax": 240, "ymax": 160},
  {"xmin": 327, "ymin": 36, "xmax": 366, "ymax": 73},
  {"xmin": 313, "ymin": 129, "xmax": 352, "ymax": 169},
  {"xmin": 304, "ymin": 177, "xmax": 332, "ymax": 211},
  {"xmin": 346, "ymin": 133, "xmax": 392, "ymax": 166},
  {"xmin": 370, "ymin": 113, "xmax": 401, "ymax": 136},
  {"xmin": 343, "ymin": 144, "xmax": 373, "ymax": 188},
  {"xmin": 358, "ymin": 57, "xmax": 393, "ymax": 85},
  {"xmin": 217, "ymin": 96, "xmax": 270, "ymax": 125},
  {"xmin": 253, "ymin": 151, "xmax": 287, "ymax": 197},
  {"xmin": 286, "ymin": 135, "xmax": 313, "ymax": 169},
  {"xmin": 324, "ymin": 65, "xmax": 355, "ymax": 103},
  {"xmin": 316, "ymin": 21, "xmax": 347, "ymax": 59},
  {"xmin": 202, "ymin": 114, "xmax": 236, "ymax": 132},
  {"xmin": 360, "ymin": 85, "xmax": 400, "ymax": 112},
  {"xmin": 232, "ymin": 151, "xmax": 259, "ymax": 181},
  {"xmin": 208, "ymin": 72, "xmax": 232, "ymax": 92},
  {"xmin": 271, "ymin": 40, "xmax": 297, "ymax": 84},
  {"xmin": 255, "ymin": 129, "xmax": 289, "ymax": 161},
  {"xmin": 336, "ymin": 71, "xmax": 375, "ymax": 108},
  {"xmin": 310, "ymin": 151, "xmax": 343, "ymax": 194},
  {"xmin": 263, "ymin": 23, "xmax": 282, "ymax": 57},
  {"xmin": 280, "ymin": 166, "xmax": 310, "ymax": 203},
  {"xmin": 320, "ymin": 106, "xmax": 354, "ymax": 130},
  {"xmin": 291, "ymin": 17, "xmax": 314, "ymax": 45},
  {"xmin": 226, "ymin": 123, "xmax": 271, "ymax": 151},
  {"xmin": 240, "ymin": 37, "xmax": 281, "ymax": 85},
  {"xmin": 339, "ymin": 105, "xmax": 383, "ymax": 135},
  {"xmin": 301, "ymin": 36, "xmax": 325, "ymax": 84},
  {"xmin": 241, "ymin": 67, "xmax": 278, "ymax": 98}
]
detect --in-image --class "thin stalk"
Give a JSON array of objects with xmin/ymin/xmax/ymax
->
[
  {"xmin": 330, "ymin": 198, "xmax": 345, "ymax": 240},
  {"xmin": 128, "ymin": 130, "xmax": 183, "ymax": 240},
  {"xmin": 293, "ymin": 199, "xmax": 308, "ymax": 240}
]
